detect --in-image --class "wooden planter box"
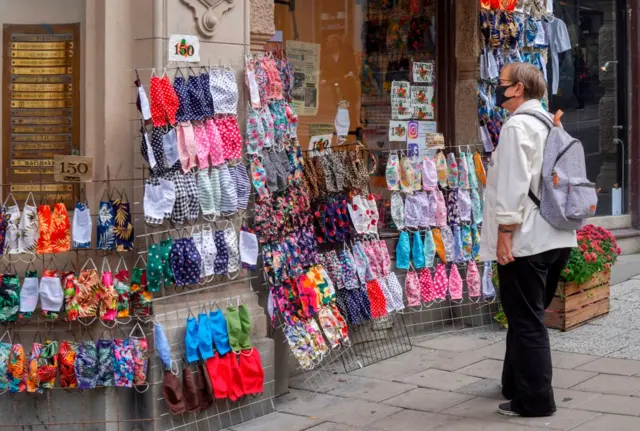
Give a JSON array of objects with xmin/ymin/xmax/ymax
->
[{"xmin": 544, "ymin": 269, "xmax": 611, "ymax": 331}]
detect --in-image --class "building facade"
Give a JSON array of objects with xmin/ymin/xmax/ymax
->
[{"xmin": 0, "ymin": 0, "xmax": 638, "ymax": 429}]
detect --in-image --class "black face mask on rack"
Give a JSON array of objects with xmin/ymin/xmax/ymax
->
[{"xmin": 495, "ymin": 83, "xmax": 516, "ymax": 108}]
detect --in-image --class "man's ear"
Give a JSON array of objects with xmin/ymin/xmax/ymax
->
[{"xmin": 515, "ymin": 82, "xmax": 525, "ymax": 97}]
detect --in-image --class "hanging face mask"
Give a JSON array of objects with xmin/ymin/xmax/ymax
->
[
  {"xmin": 38, "ymin": 340, "xmax": 59, "ymax": 390},
  {"xmin": 390, "ymin": 192, "xmax": 405, "ymax": 230},
  {"xmin": 3, "ymin": 194, "xmax": 20, "ymax": 255},
  {"xmin": 396, "ymin": 231, "xmax": 411, "ymax": 270},
  {"xmin": 224, "ymin": 227, "xmax": 240, "ymax": 274},
  {"xmin": 483, "ymin": 262, "xmax": 497, "ymax": 298},
  {"xmin": 154, "ymin": 321, "xmax": 173, "ymax": 371},
  {"xmin": 19, "ymin": 270, "xmax": 39, "ymax": 317},
  {"xmin": 39, "ymin": 272, "xmax": 63, "ymax": 314},
  {"xmin": 419, "ymin": 268, "xmax": 435, "ymax": 303},
  {"xmin": 405, "ymin": 270, "xmax": 421, "ymax": 307},
  {"xmin": 135, "ymin": 72, "xmax": 152, "ymax": 121},
  {"xmin": 412, "ymin": 231, "xmax": 426, "ymax": 269},
  {"xmin": 449, "ymin": 264, "xmax": 464, "ymax": 301},
  {"xmin": 239, "ymin": 228, "xmax": 258, "ymax": 271},
  {"xmin": 495, "ymin": 83, "xmax": 515, "ymax": 108},
  {"xmin": 424, "ymin": 229, "xmax": 436, "ymax": 268},
  {"xmin": 9, "ymin": 343, "xmax": 26, "ymax": 393},
  {"xmin": 72, "ymin": 200, "xmax": 92, "ymax": 249},
  {"xmin": 113, "ymin": 338, "xmax": 134, "ymax": 388},
  {"xmin": 334, "ymin": 106, "xmax": 351, "ymax": 137},
  {"xmin": 433, "ymin": 263, "xmax": 448, "ymax": 301},
  {"xmin": 386, "ymin": 152, "xmax": 401, "ymax": 191},
  {"xmin": 96, "ymin": 338, "xmax": 115, "ymax": 387},
  {"xmin": 467, "ymin": 261, "xmax": 482, "ymax": 299},
  {"xmin": 18, "ymin": 193, "xmax": 38, "ymax": 254},
  {"xmin": 58, "ymin": 340, "xmax": 77, "ymax": 389}
]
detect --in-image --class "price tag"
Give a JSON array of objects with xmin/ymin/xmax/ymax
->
[
  {"xmin": 168, "ymin": 34, "xmax": 200, "ymax": 62},
  {"xmin": 53, "ymin": 155, "xmax": 93, "ymax": 182}
]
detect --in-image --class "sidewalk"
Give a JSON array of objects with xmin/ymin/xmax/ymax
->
[{"xmin": 230, "ymin": 275, "xmax": 640, "ymax": 431}]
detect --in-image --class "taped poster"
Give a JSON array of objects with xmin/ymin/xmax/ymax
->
[
  {"xmin": 287, "ymin": 41, "xmax": 320, "ymax": 116},
  {"xmin": 168, "ymin": 35, "xmax": 200, "ymax": 62}
]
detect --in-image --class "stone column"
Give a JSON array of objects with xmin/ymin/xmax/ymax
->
[
  {"xmin": 455, "ymin": 0, "xmax": 480, "ymax": 146},
  {"xmin": 250, "ymin": 0, "xmax": 275, "ymax": 51}
]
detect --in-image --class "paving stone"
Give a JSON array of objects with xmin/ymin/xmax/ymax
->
[
  {"xmin": 457, "ymin": 359, "xmax": 503, "ymax": 379},
  {"xmin": 571, "ymin": 414, "xmax": 640, "ymax": 431},
  {"xmin": 607, "ymin": 344, "xmax": 640, "ymax": 361},
  {"xmin": 431, "ymin": 418, "xmax": 550, "ymax": 430},
  {"xmin": 440, "ymin": 396, "xmax": 508, "ymax": 422},
  {"xmin": 398, "ymin": 368, "xmax": 482, "ymax": 391},
  {"xmin": 276, "ymin": 389, "xmax": 340, "ymax": 416},
  {"xmin": 552, "ymin": 368, "xmax": 598, "ymax": 389},
  {"xmin": 415, "ymin": 334, "xmax": 494, "ymax": 352},
  {"xmin": 305, "ymin": 423, "xmax": 362, "ymax": 431},
  {"xmin": 229, "ymin": 412, "xmax": 323, "ymax": 431},
  {"xmin": 506, "ymin": 408, "xmax": 599, "ymax": 430},
  {"xmin": 350, "ymin": 348, "xmax": 438, "ymax": 380},
  {"xmin": 371, "ymin": 410, "xmax": 459, "ymax": 430},
  {"xmin": 313, "ymin": 398, "xmax": 403, "ymax": 427},
  {"xmin": 469, "ymin": 342, "xmax": 506, "ymax": 360},
  {"xmin": 573, "ymin": 374, "xmax": 640, "ymax": 395},
  {"xmin": 455, "ymin": 379, "xmax": 504, "ymax": 400},
  {"xmin": 288, "ymin": 371, "xmax": 342, "ymax": 393},
  {"xmin": 576, "ymin": 394, "xmax": 640, "ymax": 416},
  {"xmin": 576, "ymin": 357, "xmax": 640, "ymax": 376},
  {"xmin": 552, "ymin": 389, "xmax": 600, "ymax": 409},
  {"xmin": 551, "ymin": 351, "xmax": 598, "ymax": 370},
  {"xmin": 425, "ymin": 349, "xmax": 490, "ymax": 372},
  {"xmin": 382, "ymin": 388, "xmax": 474, "ymax": 412},
  {"xmin": 326, "ymin": 375, "xmax": 416, "ymax": 402}
]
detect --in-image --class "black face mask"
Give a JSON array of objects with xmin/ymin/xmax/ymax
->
[{"xmin": 495, "ymin": 84, "xmax": 515, "ymax": 108}]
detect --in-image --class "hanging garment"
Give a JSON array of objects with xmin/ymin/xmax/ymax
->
[
  {"xmin": 3, "ymin": 195, "xmax": 20, "ymax": 255},
  {"xmin": 36, "ymin": 204, "xmax": 53, "ymax": 254},
  {"xmin": 97, "ymin": 199, "xmax": 116, "ymax": 251},
  {"xmin": 113, "ymin": 194, "xmax": 134, "ymax": 252},
  {"xmin": 50, "ymin": 203, "xmax": 71, "ymax": 253},
  {"xmin": 18, "ymin": 192, "xmax": 39, "ymax": 253},
  {"xmin": 72, "ymin": 201, "xmax": 92, "ymax": 249}
]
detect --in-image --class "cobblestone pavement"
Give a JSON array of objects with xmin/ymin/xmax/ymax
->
[{"xmin": 228, "ymin": 275, "xmax": 640, "ymax": 431}]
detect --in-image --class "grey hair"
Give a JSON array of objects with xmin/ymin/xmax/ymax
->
[{"xmin": 503, "ymin": 62, "xmax": 547, "ymax": 100}]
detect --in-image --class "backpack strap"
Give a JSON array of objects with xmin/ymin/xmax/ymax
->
[
  {"xmin": 510, "ymin": 109, "xmax": 554, "ymax": 129},
  {"xmin": 528, "ymin": 190, "xmax": 540, "ymax": 208}
]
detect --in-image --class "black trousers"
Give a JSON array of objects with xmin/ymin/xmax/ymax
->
[{"xmin": 499, "ymin": 248, "xmax": 571, "ymax": 417}]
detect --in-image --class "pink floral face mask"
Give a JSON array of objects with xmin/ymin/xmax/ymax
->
[
  {"xmin": 467, "ymin": 261, "xmax": 482, "ymax": 298},
  {"xmin": 433, "ymin": 264, "xmax": 448, "ymax": 301},
  {"xmin": 405, "ymin": 270, "xmax": 421, "ymax": 307},
  {"xmin": 419, "ymin": 268, "xmax": 435, "ymax": 303},
  {"xmin": 448, "ymin": 264, "xmax": 463, "ymax": 301}
]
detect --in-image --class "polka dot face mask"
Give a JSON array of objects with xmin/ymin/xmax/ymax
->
[{"xmin": 405, "ymin": 270, "xmax": 421, "ymax": 307}]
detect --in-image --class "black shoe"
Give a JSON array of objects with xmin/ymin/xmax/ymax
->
[{"xmin": 497, "ymin": 401, "xmax": 520, "ymax": 417}]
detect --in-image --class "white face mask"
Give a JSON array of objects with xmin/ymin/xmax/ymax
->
[
  {"xmin": 201, "ymin": 226, "xmax": 217, "ymax": 277},
  {"xmin": 40, "ymin": 275, "xmax": 64, "ymax": 312},
  {"xmin": 239, "ymin": 230, "xmax": 258, "ymax": 268},
  {"xmin": 163, "ymin": 129, "xmax": 180, "ymax": 167},
  {"xmin": 158, "ymin": 178, "xmax": 176, "ymax": 218},
  {"xmin": 143, "ymin": 180, "xmax": 165, "ymax": 224},
  {"xmin": 19, "ymin": 275, "xmax": 39, "ymax": 313},
  {"xmin": 138, "ymin": 86, "xmax": 152, "ymax": 120},
  {"xmin": 143, "ymin": 131, "xmax": 157, "ymax": 169},
  {"xmin": 482, "ymin": 262, "xmax": 497, "ymax": 298},
  {"xmin": 224, "ymin": 227, "xmax": 240, "ymax": 274},
  {"xmin": 246, "ymin": 69, "xmax": 261, "ymax": 109},
  {"xmin": 4, "ymin": 204, "xmax": 21, "ymax": 254},
  {"xmin": 18, "ymin": 193, "xmax": 38, "ymax": 254},
  {"xmin": 72, "ymin": 202, "xmax": 92, "ymax": 248},
  {"xmin": 334, "ymin": 107, "xmax": 350, "ymax": 137}
]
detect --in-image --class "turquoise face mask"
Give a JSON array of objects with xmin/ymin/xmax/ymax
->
[
  {"xmin": 396, "ymin": 231, "xmax": 411, "ymax": 270},
  {"xmin": 424, "ymin": 229, "xmax": 436, "ymax": 268},
  {"xmin": 412, "ymin": 231, "xmax": 426, "ymax": 269}
]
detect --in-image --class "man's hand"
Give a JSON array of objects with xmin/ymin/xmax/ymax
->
[{"xmin": 497, "ymin": 224, "xmax": 516, "ymax": 266}]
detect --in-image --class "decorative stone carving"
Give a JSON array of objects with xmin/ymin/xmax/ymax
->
[{"xmin": 180, "ymin": 0, "xmax": 236, "ymax": 38}]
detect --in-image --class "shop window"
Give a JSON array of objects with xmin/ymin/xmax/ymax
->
[{"xmin": 275, "ymin": 0, "xmax": 440, "ymax": 232}]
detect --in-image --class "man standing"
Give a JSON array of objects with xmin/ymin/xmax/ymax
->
[{"xmin": 479, "ymin": 63, "xmax": 577, "ymax": 417}]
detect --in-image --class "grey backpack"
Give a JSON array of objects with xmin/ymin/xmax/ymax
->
[{"xmin": 514, "ymin": 110, "xmax": 598, "ymax": 231}]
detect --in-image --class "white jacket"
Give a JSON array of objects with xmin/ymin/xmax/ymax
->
[{"xmin": 479, "ymin": 99, "xmax": 577, "ymax": 261}]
